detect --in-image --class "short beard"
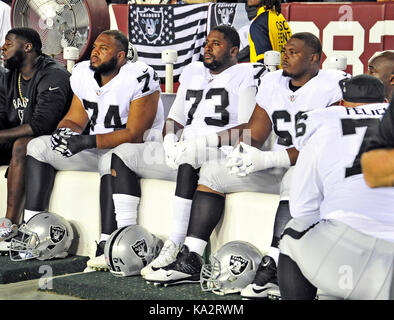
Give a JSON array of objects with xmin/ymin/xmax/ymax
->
[
  {"xmin": 203, "ymin": 59, "xmax": 223, "ymax": 72},
  {"xmin": 204, "ymin": 51, "xmax": 232, "ymax": 72},
  {"xmin": 282, "ymin": 69, "xmax": 293, "ymax": 78},
  {"xmin": 4, "ymin": 50, "xmax": 24, "ymax": 70},
  {"xmin": 90, "ymin": 56, "xmax": 118, "ymax": 74}
]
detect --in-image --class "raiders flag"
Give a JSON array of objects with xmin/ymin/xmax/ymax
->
[{"xmin": 129, "ymin": 3, "xmax": 210, "ymax": 84}]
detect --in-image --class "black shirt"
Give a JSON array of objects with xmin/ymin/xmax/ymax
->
[{"xmin": 0, "ymin": 55, "xmax": 73, "ymax": 136}]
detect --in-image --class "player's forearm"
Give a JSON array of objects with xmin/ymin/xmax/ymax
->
[
  {"xmin": 0, "ymin": 124, "xmax": 34, "ymax": 144},
  {"xmin": 216, "ymin": 123, "xmax": 248, "ymax": 147},
  {"xmin": 57, "ymin": 119, "xmax": 86, "ymax": 134},
  {"xmin": 361, "ymin": 149, "xmax": 394, "ymax": 188},
  {"xmin": 162, "ymin": 118, "xmax": 184, "ymax": 138},
  {"xmin": 95, "ymin": 128, "xmax": 145, "ymax": 149},
  {"xmin": 286, "ymin": 147, "xmax": 299, "ymax": 166}
]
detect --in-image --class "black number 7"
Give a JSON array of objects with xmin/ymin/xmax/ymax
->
[
  {"xmin": 341, "ymin": 118, "xmax": 380, "ymax": 178},
  {"xmin": 137, "ymin": 72, "xmax": 151, "ymax": 93}
]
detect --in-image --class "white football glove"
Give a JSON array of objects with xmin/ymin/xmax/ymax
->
[
  {"xmin": 163, "ymin": 133, "xmax": 179, "ymax": 170},
  {"xmin": 174, "ymin": 133, "xmax": 219, "ymax": 169},
  {"xmin": 226, "ymin": 142, "xmax": 291, "ymax": 176}
]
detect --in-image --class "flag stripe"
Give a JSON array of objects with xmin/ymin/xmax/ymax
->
[
  {"xmin": 137, "ymin": 41, "xmax": 204, "ymax": 60},
  {"xmin": 173, "ymin": 5, "xmax": 209, "ymax": 21},
  {"xmin": 174, "ymin": 18, "xmax": 207, "ymax": 34}
]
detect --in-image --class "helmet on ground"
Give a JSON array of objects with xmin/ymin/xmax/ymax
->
[
  {"xmin": 104, "ymin": 225, "xmax": 163, "ymax": 277},
  {"xmin": 10, "ymin": 212, "xmax": 74, "ymax": 261},
  {"xmin": 200, "ymin": 240, "xmax": 262, "ymax": 295}
]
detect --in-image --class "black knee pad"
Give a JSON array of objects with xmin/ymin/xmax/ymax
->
[
  {"xmin": 175, "ymin": 163, "xmax": 199, "ymax": 199},
  {"xmin": 271, "ymin": 200, "xmax": 291, "ymax": 248},
  {"xmin": 24, "ymin": 156, "xmax": 56, "ymax": 211},
  {"xmin": 277, "ymin": 253, "xmax": 317, "ymax": 300},
  {"xmin": 111, "ymin": 153, "xmax": 141, "ymax": 197},
  {"xmin": 187, "ymin": 191, "xmax": 225, "ymax": 241},
  {"xmin": 100, "ymin": 174, "xmax": 117, "ymax": 235}
]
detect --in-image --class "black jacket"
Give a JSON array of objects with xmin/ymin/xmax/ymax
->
[{"xmin": 0, "ymin": 54, "xmax": 73, "ymax": 136}]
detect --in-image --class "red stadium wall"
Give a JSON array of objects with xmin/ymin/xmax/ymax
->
[
  {"xmin": 111, "ymin": 2, "xmax": 393, "ymax": 91},
  {"xmin": 282, "ymin": 2, "xmax": 394, "ymax": 75}
]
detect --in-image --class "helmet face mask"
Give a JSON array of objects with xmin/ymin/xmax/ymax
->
[
  {"xmin": 10, "ymin": 224, "xmax": 40, "ymax": 260},
  {"xmin": 200, "ymin": 256, "xmax": 222, "ymax": 292},
  {"xmin": 105, "ymin": 225, "xmax": 163, "ymax": 277},
  {"xmin": 200, "ymin": 241, "xmax": 262, "ymax": 295},
  {"xmin": 9, "ymin": 212, "xmax": 73, "ymax": 261}
]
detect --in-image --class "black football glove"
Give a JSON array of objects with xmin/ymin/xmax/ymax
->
[
  {"xmin": 51, "ymin": 128, "xmax": 79, "ymax": 155},
  {"xmin": 63, "ymin": 134, "xmax": 97, "ymax": 157}
]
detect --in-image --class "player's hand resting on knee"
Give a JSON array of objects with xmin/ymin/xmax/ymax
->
[
  {"xmin": 163, "ymin": 133, "xmax": 180, "ymax": 170},
  {"xmin": 51, "ymin": 127, "xmax": 79, "ymax": 155},
  {"xmin": 226, "ymin": 142, "xmax": 290, "ymax": 176},
  {"xmin": 62, "ymin": 134, "xmax": 97, "ymax": 157}
]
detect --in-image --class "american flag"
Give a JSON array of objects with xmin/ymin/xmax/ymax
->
[{"xmin": 129, "ymin": 3, "xmax": 210, "ymax": 84}]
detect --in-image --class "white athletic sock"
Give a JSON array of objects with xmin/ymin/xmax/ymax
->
[
  {"xmin": 113, "ymin": 194, "xmax": 140, "ymax": 228},
  {"xmin": 184, "ymin": 236, "xmax": 207, "ymax": 257},
  {"xmin": 268, "ymin": 246, "xmax": 280, "ymax": 265},
  {"xmin": 169, "ymin": 196, "xmax": 192, "ymax": 246},
  {"xmin": 100, "ymin": 233, "xmax": 110, "ymax": 243},
  {"xmin": 23, "ymin": 209, "xmax": 41, "ymax": 223}
]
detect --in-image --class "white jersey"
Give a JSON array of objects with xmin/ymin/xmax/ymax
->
[
  {"xmin": 290, "ymin": 103, "xmax": 394, "ymax": 242},
  {"xmin": 256, "ymin": 69, "xmax": 350, "ymax": 149},
  {"xmin": 70, "ymin": 60, "xmax": 164, "ymax": 139},
  {"xmin": 168, "ymin": 61, "xmax": 267, "ymax": 140}
]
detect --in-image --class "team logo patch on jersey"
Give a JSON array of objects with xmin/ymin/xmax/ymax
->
[
  {"xmin": 289, "ymin": 95, "xmax": 296, "ymax": 102},
  {"xmin": 229, "ymin": 255, "xmax": 249, "ymax": 275},
  {"xmin": 131, "ymin": 239, "xmax": 148, "ymax": 259},
  {"xmin": 133, "ymin": 7, "xmax": 173, "ymax": 45},
  {"xmin": 49, "ymin": 225, "xmax": 65, "ymax": 244},
  {"xmin": 213, "ymin": 3, "xmax": 236, "ymax": 27}
]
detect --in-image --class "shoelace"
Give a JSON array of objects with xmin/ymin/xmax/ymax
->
[{"xmin": 155, "ymin": 243, "xmax": 175, "ymax": 264}]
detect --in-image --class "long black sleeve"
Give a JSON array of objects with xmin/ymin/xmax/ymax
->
[
  {"xmin": 366, "ymin": 99, "xmax": 394, "ymax": 150},
  {"xmin": 28, "ymin": 68, "xmax": 72, "ymax": 136}
]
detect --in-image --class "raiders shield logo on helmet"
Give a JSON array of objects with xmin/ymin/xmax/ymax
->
[
  {"xmin": 229, "ymin": 255, "xmax": 249, "ymax": 275},
  {"xmin": 131, "ymin": 239, "xmax": 148, "ymax": 258},
  {"xmin": 137, "ymin": 8, "xmax": 164, "ymax": 43},
  {"xmin": 49, "ymin": 225, "xmax": 66, "ymax": 244}
]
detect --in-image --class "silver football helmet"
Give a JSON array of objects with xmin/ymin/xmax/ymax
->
[
  {"xmin": 201, "ymin": 241, "xmax": 263, "ymax": 295},
  {"xmin": 10, "ymin": 212, "xmax": 74, "ymax": 261},
  {"xmin": 104, "ymin": 225, "xmax": 163, "ymax": 277},
  {"xmin": 127, "ymin": 42, "xmax": 138, "ymax": 62}
]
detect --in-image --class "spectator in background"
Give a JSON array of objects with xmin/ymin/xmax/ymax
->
[
  {"xmin": 367, "ymin": 51, "xmax": 394, "ymax": 101},
  {"xmin": 237, "ymin": 0, "xmax": 259, "ymax": 62},
  {"xmin": 248, "ymin": 0, "xmax": 291, "ymax": 67}
]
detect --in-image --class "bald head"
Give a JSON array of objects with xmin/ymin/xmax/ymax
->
[{"xmin": 367, "ymin": 51, "xmax": 394, "ymax": 100}]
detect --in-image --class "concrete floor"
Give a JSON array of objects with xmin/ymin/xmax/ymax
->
[{"xmin": 0, "ymin": 273, "xmax": 83, "ymax": 300}]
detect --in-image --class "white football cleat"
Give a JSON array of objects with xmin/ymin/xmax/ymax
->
[
  {"xmin": 141, "ymin": 239, "xmax": 179, "ymax": 277},
  {"xmin": 84, "ymin": 254, "xmax": 108, "ymax": 272}
]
